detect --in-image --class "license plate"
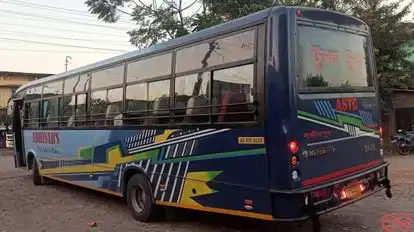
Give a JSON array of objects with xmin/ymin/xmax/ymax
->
[{"xmin": 343, "ymin": 185, "xmax": 362, "ymax": 199}]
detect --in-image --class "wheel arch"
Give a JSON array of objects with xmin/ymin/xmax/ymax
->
[{"xmin": 121, "ymin": 165, "xmax": 154, "ymax": 202}]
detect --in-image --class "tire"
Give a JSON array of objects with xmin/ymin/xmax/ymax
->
[
  {"xmin": 397, "ymin": 141, "xmax": 410, "ymax": 155},
  {"xmin": 32, "ymin": 159, "xmax": 43, "ymax": 185},
  {"xmin": 126, "ymin": 173, "xmax": 165, "ymax": 222}
]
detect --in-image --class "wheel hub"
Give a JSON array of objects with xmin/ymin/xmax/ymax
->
[{"xmin": 132, "ymin": 185, "xmax": 146, "ymax": 213}]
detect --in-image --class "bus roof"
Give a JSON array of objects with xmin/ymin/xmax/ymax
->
[{"xmin": 16, "ymin": 7, "xmax": 273, "ymax": 94}]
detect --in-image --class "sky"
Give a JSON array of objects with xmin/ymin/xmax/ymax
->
[
  {"xmin": 0, "ymin": 0, "xmax": 139, "ymax": 74},
  {"xmin": 0, "ymin": 0, "xmax": 412, "ymax": 75}
]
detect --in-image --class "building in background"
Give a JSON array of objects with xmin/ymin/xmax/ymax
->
[
  {"xmin": 0, "ymin": 71, "xmax": 53, "ymax": 108},
  {"xmin": 382, "ymin": 89, "xmax": 414, "ymax": 145},
  {"xmin": 382, "ymin": 24, "xmax": 414, "ymax": 146}
]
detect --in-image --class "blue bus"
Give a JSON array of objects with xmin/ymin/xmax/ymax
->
[{"xmin": 8, "ymin": 6, "xmax": 392, "ymax": 231}]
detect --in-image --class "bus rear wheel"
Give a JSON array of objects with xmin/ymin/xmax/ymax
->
[{"xmin": 126, "ymin": 173, "xmax": 165, "ymax": 222}]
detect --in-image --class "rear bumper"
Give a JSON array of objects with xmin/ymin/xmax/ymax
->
[
  {"xmin": 272, "ymin": 185, "xmax": 385, "ymax": 222},
  {"xmin": 269, "ymin": 162, "xmax": 390, "ymax": 221}
]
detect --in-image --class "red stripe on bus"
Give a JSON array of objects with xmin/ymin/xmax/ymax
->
[{"xmin": 302, "ymin": 160, "xmax": 381, "ymax": 187}]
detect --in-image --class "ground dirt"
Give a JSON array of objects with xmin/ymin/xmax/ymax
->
[{"xmin": 1, "ymin": 151, "xmax": 413, "ymax": 232}]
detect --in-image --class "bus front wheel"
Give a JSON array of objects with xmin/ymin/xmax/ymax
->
[
  {"xmin": 32, "ymin": 159, "xmax": 43, "ymax": 185},
  {"xmin": 126, "ymin": 173, "xmax": 165, "ymax": 222}
]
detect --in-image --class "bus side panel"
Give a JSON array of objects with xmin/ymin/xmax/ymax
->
[
  {"xmin": 150, "ymin": 128, "xmax": 272, "ymax": 218},
  {"xmin": 23, "ymin": 128, "xmax": 273, "ymax": 218}
]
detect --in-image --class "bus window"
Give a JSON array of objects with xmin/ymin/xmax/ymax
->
[
  {"xmin": 75, "ymin": 94, "xmax": 87, "ymax": 126},
  {"xmin": 105, "ymin": 88, "xmax": 123, "ymax": 126},
  {"xmin": 147, "ymin": 80, "xmax": 170, "ymax": 125},
  {"xmin": 127, "ymin": 53, "xmax": 172, "ymax": 83},
  {"xmin": 25, "ymin": 86, "xmax": 42, "ymax": 101},
  {"xmin": 174, "ymin": 72, "xmax": 210, "ymax": 123},
  {"xmin": 90, "ymin": 91, "xmax": 106, "ymax": 126},
  {"xmin": 62, "ymin": 95, "xmax": 75, "ymax": 127},
  {"xmin": 211, "ymin": 64, "xmax": 254, "ymax": 122},
  {"xmin": 64, "ymin": 75, "xmax": 90, "ymax": 94},
  {"xmin": 42, "ymin": 81, "xmax": 63, "ymax": 98},
  {"xmin": 125, "ymin": 83, "xmax": 147, "ymax": 125},
  {"xmin": 91, "ymin": 65, "xmax": 124, "ymax": 90},
  {"xmin": 175, "ymin": 30, "xmax": 255, "ymax": 73},
  {"xmin": 26, "ymin": 101, "xmax": 40, "ymax": 128},
  {"xmin": 41, "ymin": 100, "xmax": 49, "ymax": 127},
  {"xmin": 296, "ymin": 25, "xmax": 372, "ymax": 89},
  {"xmin": 42, "ymin": 98, "xmax": 60, "ymax": 127},
  {"xmin": 50, "ymin": 98, "xmax": 60, "ymax": 127}
]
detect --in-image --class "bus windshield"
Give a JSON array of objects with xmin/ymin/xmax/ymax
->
[{"xmin": 296, "ymin": 24, "xmax": 373, "ymax": 90}]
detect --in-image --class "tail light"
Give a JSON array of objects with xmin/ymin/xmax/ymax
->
[
  {"xmin": 311, "ymin": 187, "xmax": 331, "ymax": 202},
  {"xmin": 288, "ymin": 140, "xmax": 300, "ymax": 181},
  {"xmin": 379, "ymin": 126, "xmax": 384, "ymax": 156},
  {"xmin": 379, "ymin": 126, "xmax": 383, "ymax": 146},
  {"xmin": 290, "ymin": 155, "xmax": 298, "ymax": 166},
  {"xmin": 288, "ymin": 140, "xmax": 299, "ymax": 154},
  {"xmin": 340, "ymin": 190, "xmax": 348, "ymax": 200}
]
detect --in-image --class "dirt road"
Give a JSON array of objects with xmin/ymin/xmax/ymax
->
[{"xmin": 1, "ymin": 152, "xmax": 413, "ymax": 232}]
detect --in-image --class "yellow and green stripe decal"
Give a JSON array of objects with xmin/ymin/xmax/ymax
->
[{"xmin": 297, "ymin": 110, "xmax": 378, "ymax": 133}]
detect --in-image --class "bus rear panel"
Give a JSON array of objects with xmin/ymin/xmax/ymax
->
[{"xmin": 276, "ymin": 8, "xmax": 390, "ymax": 220}]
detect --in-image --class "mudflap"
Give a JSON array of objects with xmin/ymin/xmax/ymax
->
[
  {"xmin": 304, "ymin": 193, "xmax": 321, "ymax": 232},
  {"xmin": 382, "ymin": 178, "xmax": 392, "ymax": 199}
]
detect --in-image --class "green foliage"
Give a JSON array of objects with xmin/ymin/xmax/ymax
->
[
  {"xmin": 85, "ymin": 0, "xmax": 200, "ymax": 48},
  {"xmin": 201, "ymin": 0, "xmax": 273, "ymax": 21},
  {"xmin": 305, "ymin": 74, "xmax": 329, "ymax": 87},
  {"xmin": 84, "ymin": 0, "xmax": 275, "ymax": 47},
  {"xmin": 127, "ymin": 1, "xmax": 192, "ymax": 48},
  {"xmin": 84, "ymin": 0, "xmax": 127, "ymax": 23}
]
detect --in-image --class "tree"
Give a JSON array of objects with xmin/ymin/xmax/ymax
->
[
  {"xmin": 305, "ymin": 74, "xmax": 329, "ymax": 87},
  {"xmin": 85, "ymin": 0, "xmax": 275, "ymax": 47},
  {"xmin": 85, "ymin": 0, "xmax": 203, "ymax": 48}
]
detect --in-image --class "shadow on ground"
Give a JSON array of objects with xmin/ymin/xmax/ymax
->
[{"xmin": 48, "ymin": 179, "xmax": 321, "ymax": 232}]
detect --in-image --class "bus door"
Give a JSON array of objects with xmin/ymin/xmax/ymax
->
[{"xmin": 11, "ymin": 98, "xmax": 25, "ymax": 168}]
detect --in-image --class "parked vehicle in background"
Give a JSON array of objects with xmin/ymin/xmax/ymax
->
[
  {"xmin": 390, "ymin": 129, "xmax": 414, "ymax": 155},
  {"xmin": 0, "ymin": 126, "xmax": 12, "ymax": 149},
  {"xmin": 7, "ymin": 6, "xmax": 392, "ymax": 232},
  {"xmin": 5, "ymin": 132, "xmax": 13, "ymax": 149}
]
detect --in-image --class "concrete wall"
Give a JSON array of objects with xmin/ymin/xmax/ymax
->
[
  {"xmin": 0, "ymin": 87, "xmax": 14, "ymax": 108},
  {"xmin": 391, "ymin": 91, "xmax": 414, "ymax": 109}
]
